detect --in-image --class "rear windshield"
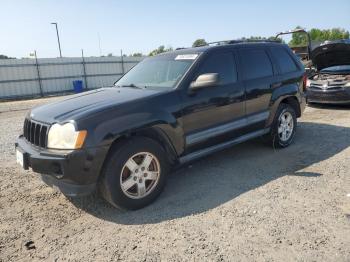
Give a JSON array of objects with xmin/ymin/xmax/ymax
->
[{"xmin": 115, "ymin": 53, "xmax": 198, "ymax": 89}]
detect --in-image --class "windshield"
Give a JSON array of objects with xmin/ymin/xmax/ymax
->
[
  {"xmin": 321, "ymin": 65, "xmax": 350, "ymax": 73},
  {"xmin": 115, "ymin": 53, "xmax": 198, "ymax": 89}
]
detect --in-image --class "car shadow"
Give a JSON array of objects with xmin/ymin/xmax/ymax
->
[{"xmin": 70, "ymin": 122, "xmax": 350, "ymax": 224}]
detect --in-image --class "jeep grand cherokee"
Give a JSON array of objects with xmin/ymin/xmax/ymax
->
[{"xmin": 16, "ymin": 41, "xmax": 306, "ymax": 209}]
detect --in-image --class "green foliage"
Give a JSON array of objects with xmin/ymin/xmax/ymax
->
[
  {"xmin": 146, "ymin": 27, "xmax": 350, "ymax": 57},
  {"xmin": 131, "ymin": 53, "xmax": 143, "ymax": 57},
  {"xmin": 243, "ymin": 36, "xmax": 264, "ymax": 41},
  {"xmin": 268, "ymin": 36, "xmax": 284, "ymax": 43},
  {"xmin": 289, "ymin": 26, "xmax": 350, "ymax": 47},
  {"xmin": 148, "ymin": 45, "xmax": 173, "ymax": 56},
  {"xmin": 0, "ymin": 54, "xmax": 15, "ymax": 59},
  {"xmin": 288, "ymin": 26, "xmax": 306, "ymax": 47},
  {"xmin": 192, "ymin": 39, "xmax": 208, "ymax": 47}
]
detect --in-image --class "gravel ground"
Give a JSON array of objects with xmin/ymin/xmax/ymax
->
[{"xmin": 0, "ymin": 97, "xmax": 349, "ymax": 262}]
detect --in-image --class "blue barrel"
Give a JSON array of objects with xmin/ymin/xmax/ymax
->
[{"xmin": 73, "ymin": 80, "xmax": 83, "ymax": 93}]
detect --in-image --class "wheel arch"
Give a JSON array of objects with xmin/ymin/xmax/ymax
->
[
  {"xmin": 280, "ymin": 96, "xmax": 301, "ymax": 117},
  {"xmin": 99, "ymin": 125, "xmax": 180, "ymax": 179},
  {"xmin": 267, "ymin": 94, "xmax": 302, "ymax": 127}
]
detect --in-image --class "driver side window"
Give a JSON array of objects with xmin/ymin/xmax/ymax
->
[{"xmin": 197, "ymin": 52, "xmax": 237, "ymax": 84}]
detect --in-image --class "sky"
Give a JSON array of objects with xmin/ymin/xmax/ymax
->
[{"xmin": 1, "ymin": 0, "xmax": 349, "ymax": 58}]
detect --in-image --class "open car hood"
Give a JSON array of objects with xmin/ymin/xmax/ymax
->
[{"xmin": 312, "ymin": 40, "xmax": 350, "ymax": 71}]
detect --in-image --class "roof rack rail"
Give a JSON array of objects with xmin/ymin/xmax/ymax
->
[
  {"xmin": 198, "ymin": 39, "xmax": 281, "ymax": 47},
  {"xmin": 228, "ymin": 39, "xmax": 281, "ymax": 44},
  {"xmin": 205, "ymin": 40, "xmax": 232, "ymax": 46}
]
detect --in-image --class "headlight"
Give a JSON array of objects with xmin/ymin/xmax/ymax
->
[
  {"xmin": 345, "ymin": 82, "xmax": 350, "ymax": 87},
  {"xmin": 47, "ymin": 123, "xmax": 87, "ymax": 149}
]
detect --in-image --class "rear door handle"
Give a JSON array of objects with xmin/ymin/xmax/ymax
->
[{"xmin": 271, "ymin": 82, "xmax": 282, "ymax": 88}]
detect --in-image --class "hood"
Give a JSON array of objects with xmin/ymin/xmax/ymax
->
[
  {"xmin": 29, "ymin": 87, "xmax": 159, "ymax": 123},
  {"xmin": 311, "ymin": 39, "xmax": 350, "ymax": 71}
]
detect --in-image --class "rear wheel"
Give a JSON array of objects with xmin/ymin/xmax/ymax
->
[
  {"xmin": 268, "ymin": 103, "xmax": 297, "ymax": 148},
  {"xmin": 99, "ymin": 137, "xmax": 169, "ymax": 210}
]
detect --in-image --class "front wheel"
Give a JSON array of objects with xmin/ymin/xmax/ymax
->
[
  {"xmin": 269, "ymin": 103, "xmax": 297, "ymax": 148},
  {"xmin": 99, "ymin": 137, "xmax": 169, "ymax": 210}
]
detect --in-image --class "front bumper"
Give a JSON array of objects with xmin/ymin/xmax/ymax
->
[
  {"xmin": 307, "ymin": 88, "xmax": 350, "ymax": 104},
  {"xmin": 15, "ymin": 136, "xmax": 109, "ymax": 196}
]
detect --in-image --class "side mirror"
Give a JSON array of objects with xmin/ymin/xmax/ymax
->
[{"xmin": 190, "ymin": 73, "xmax": 219, "ymax": 90}]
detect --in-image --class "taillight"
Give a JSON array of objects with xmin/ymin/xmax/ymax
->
[{"xmin": 302, "ymin": 73, "xmax": 308, "ymax": 92}]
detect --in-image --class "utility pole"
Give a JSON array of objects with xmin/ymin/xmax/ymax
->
[
  {"xmin": 34, "ymin": 50, "xmax": 43, "ymax": 97},
  {"xmin": 51, "ymin": 22, "xmax": 62, "ymax": 57},
  {"xmin": 120, "ymin": 49, "xmax": 125, "ymax": 74},
  {"xmin": 98, "ymin": 33, "xmax": 102, "ymax": 56}
]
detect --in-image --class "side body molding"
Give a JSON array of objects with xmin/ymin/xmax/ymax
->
[{"xmin": 186, "ymin": 110, "xmax": 269, "ymax": 146}]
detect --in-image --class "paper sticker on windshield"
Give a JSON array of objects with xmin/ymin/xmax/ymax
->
[{"xmin": 175, "ymin": 54, "xmax": 198, "ymax": 60}]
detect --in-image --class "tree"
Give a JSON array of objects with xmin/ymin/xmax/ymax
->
[
  {"xmin": 148, "ymin": 45, "xmax": 173, "ymax": 56},
  {"xmin": 107, "ymin": 53, "xmax": 113, "ymax": 57},
  {"xmin": 131, "ymin": 53, "xmax": 143, "ymax": 57},
  {"xmin": 267, "ymin": 36, "xmax": 283, "ymax": 43},
  {"xmin": 252, "ymin": 36, "xmax": 282, "ymax": 42},
  {"xmin": 289, "ymin": 26, "xmax": 309, "ymax": 47},
  {"xmin": 289, "ymin": 26, "xmax": 350, "ymax": 47},
  {"xmin": 238, "ymin": 36, "xmax": 284, "ymax": 43},
  {"xmin": 192, "ymin": 39, "xmax": 207, "ymax": 47},
  {"xmin": 0, "ymin": 54, "xmax": 15, "ymax": 59}
]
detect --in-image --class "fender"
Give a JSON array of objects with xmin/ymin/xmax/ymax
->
[
  {"xmin": 266, "ymin": 82, "xmax": 301, "ymax": 127},
  {"xmin": 84, "ymin": 109, "xmax": 185, "ymax": 156}
]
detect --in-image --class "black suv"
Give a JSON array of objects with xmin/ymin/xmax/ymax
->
[{"xmin": 15, "ymin": 41, "xmax": 306, "ymax": 209}]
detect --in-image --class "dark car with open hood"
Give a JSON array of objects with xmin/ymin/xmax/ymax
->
[
  {"xmin": 15, "ymin": 40, "xmax": 306, "ymax": 209},
  {"xmin": 306, "ymin": 39, "xmax": 350, "ymax": 104}
]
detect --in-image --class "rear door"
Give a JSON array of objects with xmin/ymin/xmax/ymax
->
[
  {"xmin": 238, "ymin": 47, "xmax": 276, "ymax": 131},
  {"xmin": 181, "ymin": 50, "xmax": 245, "ymax": 152}
]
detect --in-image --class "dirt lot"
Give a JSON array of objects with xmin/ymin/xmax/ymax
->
[{"xmin": 0, "ymin": 96, "xmax": 349, "ymax": 261}]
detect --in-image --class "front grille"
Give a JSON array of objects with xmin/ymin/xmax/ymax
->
[
  {"xmin": 309, "ymin": 85, "xmax": 343, "ymax": 91},
  {"xmin": 327, "ymin": 86, "xmax": 344, "ymax": 90},
  {"xmin": 307, "ymin": 90, "xmax": 350, "ymax": 102},
  {"xmin": 309, "ymin": 85, "xmax": 323, "ymax": 90},
  {"xmin": 23, "ymin": 119, "xmax": 49, "ymax": 148}
]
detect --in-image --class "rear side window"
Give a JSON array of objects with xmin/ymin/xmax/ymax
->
[
  {"xmin": 198, "ymin": 52, "xmax": 237, "ymax": 84},
  {"xmin": 271, "ymin": 47, "xmax": 298, "ymax": 74},
  {"xmin": 240, "ymin": 49, "xmax": 273, "ymax": 80}
]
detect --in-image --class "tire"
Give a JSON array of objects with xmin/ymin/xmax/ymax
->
[
  {"xmin": 268, "ymin": 103, "xmax": 297, "ymax": 148},
  {"xmin": 99, "ymin": 137, "xmax": 170, "ymax": 210}
]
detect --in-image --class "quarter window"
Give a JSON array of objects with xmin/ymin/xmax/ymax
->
[
  {"xmin": 240, "ymin": 49, "xmax": 273, "ymax": 80},
  {"xmin": 197, "ymin": 52, "xmax": 237, "ymax": 84},
  {"xmin": 272, "ymin": 47, "xmax": 298, "ymax": 74}
]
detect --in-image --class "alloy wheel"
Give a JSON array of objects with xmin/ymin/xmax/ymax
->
[
  {"xmin": 278, "ymin": 111, "xmax": 294, "ymax": 142},
  {"xmin": 120, "ymin": 152, "xmax": 161, "ymax": 199}
]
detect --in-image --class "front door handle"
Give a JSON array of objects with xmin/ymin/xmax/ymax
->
[{"xmin": 271, "ymin": 82, "xmax": 282, "ymax": 88}]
